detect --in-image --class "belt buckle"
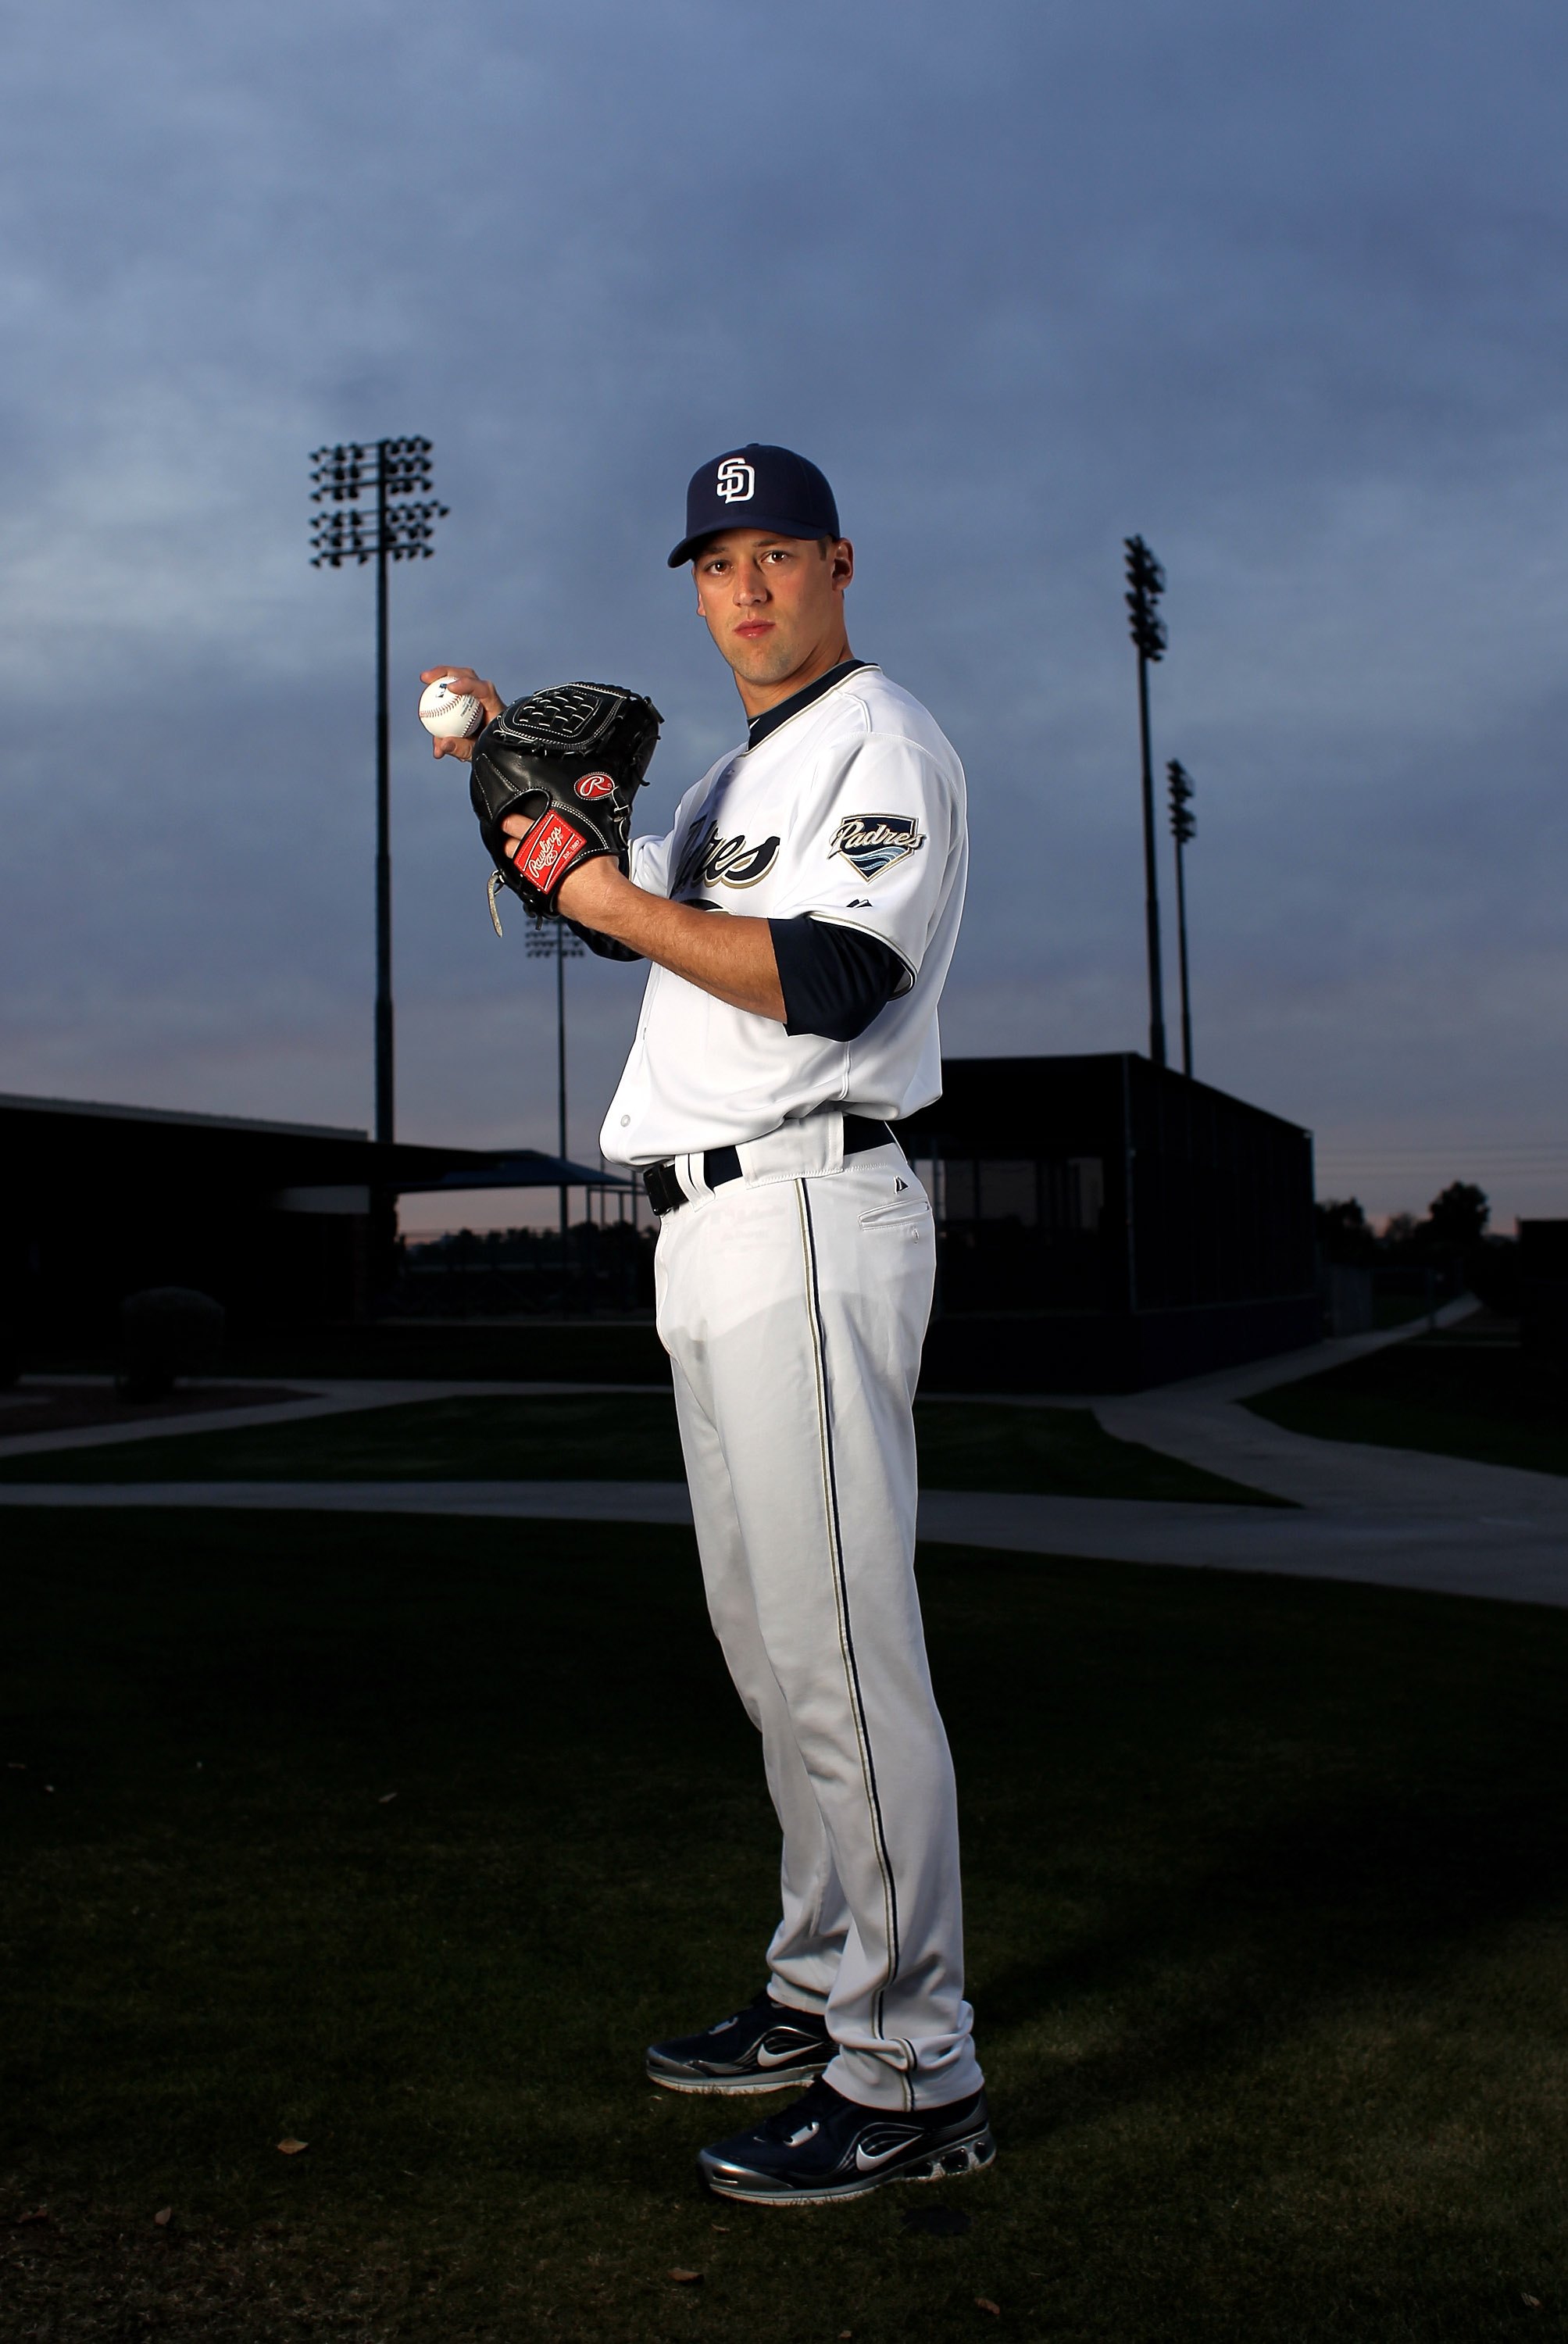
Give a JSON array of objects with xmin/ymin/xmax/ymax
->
[{"xmin": 642, "ymin": 1160, "xmax": 685, "ymax": 1217}]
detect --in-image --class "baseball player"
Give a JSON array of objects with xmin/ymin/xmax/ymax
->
[{"xmin": 423, "ymin": 443, "xmax": 989, "ymax": 2206}]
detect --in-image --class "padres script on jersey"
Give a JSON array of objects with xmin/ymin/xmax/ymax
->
[{"xmin": 601, "ymin": 665, "xmax": 968, "ymax": 1165}]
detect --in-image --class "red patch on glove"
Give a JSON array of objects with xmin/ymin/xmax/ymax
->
[
  {"xmin": 574, "ymin": 772, "xmax": 616, "ymax": 800},
  {"xmin": 512, "ymin": 813, "xmax": 587, "ymax": 889}
]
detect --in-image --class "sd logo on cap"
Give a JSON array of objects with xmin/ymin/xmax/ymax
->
[{"xmin": 669, "ymin": 443, "xmax": 841, "ymax": 566}]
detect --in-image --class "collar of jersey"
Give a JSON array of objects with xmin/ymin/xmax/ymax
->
[{"xmin": 745, "ymin": 659, "xmax": 875, "ymax": 752}]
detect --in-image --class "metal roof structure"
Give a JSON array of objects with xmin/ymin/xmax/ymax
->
[{"xmin": 0, "ymin": 1091, "xmax": 623, "ymax": 1192}]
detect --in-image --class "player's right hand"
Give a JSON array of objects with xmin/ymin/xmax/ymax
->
[{"xmin": 420, "ymin": 666, "xmax": 505, "ymax": 759}]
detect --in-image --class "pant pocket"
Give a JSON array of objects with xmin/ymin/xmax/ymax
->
[{"xmin": 857, "ymin": 1199, "xmax": 933, "ymax": 1232}]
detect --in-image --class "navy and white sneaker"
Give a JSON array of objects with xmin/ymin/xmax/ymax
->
[
  {"xmin": 645, "ymin": 1988, "xmax": 833, "ymax": 2096},
  {"xmin": 698, "ymin": 2075, "xmax": 995, "ymax": 2205}
]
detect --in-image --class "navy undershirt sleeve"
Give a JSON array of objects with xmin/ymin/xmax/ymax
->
[{"xmin": 769, "ymin": 916, "xmax": 903, "ymax": 1043}]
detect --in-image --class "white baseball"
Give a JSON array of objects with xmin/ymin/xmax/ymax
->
[{"xmin": 419, "ymin": 677, "xmax": 484, "ymax": 739}]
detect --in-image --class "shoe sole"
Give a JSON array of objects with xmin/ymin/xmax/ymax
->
[
  {"xmin": 702, "ymin": 2126, "xmax": 995, "ymax": 2206},
  {"xmin": 647, "ymin": 2059, "xmax": 830, "ymax": 2096}
]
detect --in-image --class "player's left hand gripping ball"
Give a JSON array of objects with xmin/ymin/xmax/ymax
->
[{"xmin": 468, "ymin": 681, "xmax": 663, "ymax": 927}]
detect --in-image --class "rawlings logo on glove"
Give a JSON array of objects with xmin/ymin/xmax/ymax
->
[
  {"xmin": 466, "ymin": 681, "xmax": 663, "ymax": 948},
  {"xmin": 513, "ymin": 812, "xmax": 587, "ymax": 888}
]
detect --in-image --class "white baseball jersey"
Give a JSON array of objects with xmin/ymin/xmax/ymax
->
[{"xmin": 600, "ymin": 664, "xmax": 967, "ymax": 1167}]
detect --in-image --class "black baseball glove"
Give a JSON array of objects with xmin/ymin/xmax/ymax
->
[{"xmin": 469, "ymin": 681, "xmax": 662, "ymax": 952}]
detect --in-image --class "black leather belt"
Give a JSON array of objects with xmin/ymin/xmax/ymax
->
[{"xmin": 642, "ymin": 1115, "xmax": 894, "ymax": 1217}]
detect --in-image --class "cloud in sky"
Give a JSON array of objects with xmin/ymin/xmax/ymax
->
[{"xmin": 2, "ymin": 0, "xmax": 1565, "ymax": 1226}]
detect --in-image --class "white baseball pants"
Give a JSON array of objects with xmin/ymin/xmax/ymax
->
[{"xmin": 654, "ymin": 1114, "xmax": 982, "ymax": 2111}]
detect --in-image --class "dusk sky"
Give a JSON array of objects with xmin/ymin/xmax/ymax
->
[{"xmin": 3, "ymin": 0, "xmax": 1565, "ymax": 1232}]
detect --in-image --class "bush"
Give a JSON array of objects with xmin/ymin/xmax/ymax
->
[{"xmin": 117, "ymin": 1287, "xmax": 226, "ymax": 1401}]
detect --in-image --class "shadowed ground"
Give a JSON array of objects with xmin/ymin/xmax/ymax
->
[{"xmin": 4, "ymin": 1508, "xmax": 1566, "ymax": 2342}]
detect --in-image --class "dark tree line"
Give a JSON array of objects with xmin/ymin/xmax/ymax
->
[{"xmin": 1316, "ymin": 1181, "xmax": 1516, "ymax": 1311}]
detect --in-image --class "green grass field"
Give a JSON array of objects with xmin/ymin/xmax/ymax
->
[
  {"xmin": 1246, "ymin": 1331, "xmax": 1568, "ymax": 1478},
  {"xmin": 5, "ymin": 1508, "xmax": 1566, "ymax": 2341},
  {"xmin": 0, "ymin": 1395, "xmax": 1284, "ymax": 1505}
]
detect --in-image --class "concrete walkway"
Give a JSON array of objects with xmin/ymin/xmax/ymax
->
[
  {"xmin": 1091, "ymin": 1301, "xmax": 1514, "ymax": 1511},
  {"xmin": 4, "ymin": 1306, "xmax": 1564, "ymax": 1610}
]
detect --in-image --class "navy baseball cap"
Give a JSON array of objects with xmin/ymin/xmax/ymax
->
[{"xmin": 667, "ymin": 442, "xmax": 841, "ymax": 567}]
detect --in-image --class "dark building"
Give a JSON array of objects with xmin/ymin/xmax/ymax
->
[
  {"xmin": 899, "ymin": 1053, "xmax": 1318, "ymax": 1391},
  {"xmin": 0, "ymin": 1091, "xmax": 615, "ymax": 1352},
  {"xmin": 3, "ymin": 1062, "xmax": 1317, "ymax": 1393},
  {"xmin": 1519, "ymin": 1220, "xmax": 1568, "ymax": 1363}
]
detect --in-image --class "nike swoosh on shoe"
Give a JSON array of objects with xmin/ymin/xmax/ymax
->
[
  {"xmin": 698, "ymin": 2078, "xmax": 995, "ymax": 2203},
  {"xmin": 855, "ymin": 2132, "xmax": 923, "ymax": 2171}
]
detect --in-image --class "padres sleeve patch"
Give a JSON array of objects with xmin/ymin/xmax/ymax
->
[{"xmin": 830, "ymin": 815, "xmax": 926, "ymax": 881}]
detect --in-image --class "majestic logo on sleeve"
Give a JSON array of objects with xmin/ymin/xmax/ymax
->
[
  {"xmin": 830, "ymin": 814, "xmax": 926, "ymax": 881},
  {"xmin": 715, "ymin": 457, "xmax": 756, "ymax": 504},
  {"xmin": 673, "ymin": 818, "xmax": 780, "ymax": 893}
]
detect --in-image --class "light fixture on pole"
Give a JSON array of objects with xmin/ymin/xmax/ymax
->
[
  {"xmin": 1123, "ymin": 535, "xmax": 1168, "ymax": 1069},
  {"xmin": 526, "ymin": 912, "xmax": 586, "ymax": 1267},
  {"xmin": 1166, "ymin": 759, "xmax": 1196, "ymax": 1080},
  {"xmin": 309, "ymin": 438, "xmax": 447, "ymax": 1145}
]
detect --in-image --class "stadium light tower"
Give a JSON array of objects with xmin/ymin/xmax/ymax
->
[
  {"xmin": 526, "ymin": 912, "xmax": 586, "ymax": 1259},
  {"xmin": 1123, "ymin": 535, "xmax": 1168, "ymax": 1068},
  {"xmin": 309, "ymin": 438, "xmax": 447, "ymax": 1145},
  {"xmin": 1166, "ymin": 759, "xmax": 1196, "ymax": 1079}
]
